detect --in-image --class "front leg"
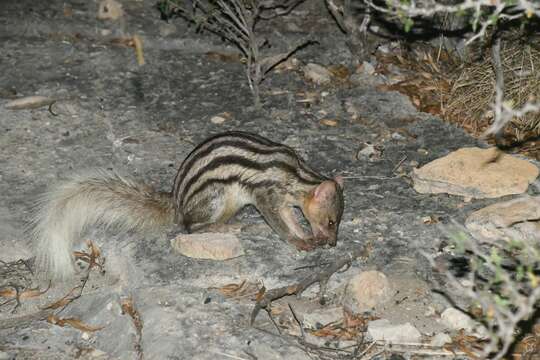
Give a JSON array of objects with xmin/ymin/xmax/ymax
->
[{"xmin": 255, "ymin": 193, "xmax": 317, "ymax": 251}]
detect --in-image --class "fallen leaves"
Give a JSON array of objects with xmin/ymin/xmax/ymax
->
[
  {"xmin": 121, "ymin": 297, "xmax": 144, "ymax": 359},
  {"xmin": 310, "ymin": 311, "xmax": 376, "ymax": 341},
  {"xmin": 375, "ymin": 47, "xmax": 455, "ymax": 117},
  {"xmin": 0, "ymin": 288, "xmax": 45, "ymax": 300},
  {"xmin": 46, "ymin": 314, "xmax": 104, "ymax": 332},
  {"xmin": 73, "ymin": 240, "xmax": 105, "ymax": 273},
  {"xmin": 444, "ymin": 329, "xmax": 487, "ymax": 359},
  {"xmin": 216, "ymin": 280, "xmax": 263, "ymax": 300}
]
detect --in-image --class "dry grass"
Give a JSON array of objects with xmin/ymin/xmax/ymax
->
[
  {"xmin": 376, "ymin": 37, "xmax": 540, "ymax": 158},
  {"xmin": 376, "ymin": 44, "xmax": 456, "ymax": 116},
  {"xmin": 447, "ymin": 39, "xmax": 540, "ymax": 138}
]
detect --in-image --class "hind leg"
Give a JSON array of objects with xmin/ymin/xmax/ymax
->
[{"xmin": 183, "ymin": 186, "xmax": 244, "ymax": 233}]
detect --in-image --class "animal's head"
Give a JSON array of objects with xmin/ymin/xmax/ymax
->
[{"xmin": 303, "ymin": 176, "xmax": 344, "ymax": 247}]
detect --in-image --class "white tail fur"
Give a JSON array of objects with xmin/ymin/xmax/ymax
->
[{"xmin": 31, "ymin": 170, "xmax": 174, "ymax": 280}]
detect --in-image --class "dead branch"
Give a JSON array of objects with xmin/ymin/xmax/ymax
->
[{"xmin": 250, "ymin": 245, "xmax": 367, "ymax": 325}]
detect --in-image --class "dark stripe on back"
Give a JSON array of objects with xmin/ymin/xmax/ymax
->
[
  {"xmin": 173, "ymin": 134, "xmax": 296, "ymax": 194},
  {"xmin": 172, "ymin": 132, "xmax": 327, "ymax": 204},
  {"xmin": 179, "ymin": 155, "xmax": 322, "ymax": 202},
  {"xmin": 183, "ymin": 176, "xmax": 281, "ymax": 207}
]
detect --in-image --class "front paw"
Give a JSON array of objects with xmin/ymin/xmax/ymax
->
[{"xmin": 288, "ymin": 236, "xmax": 318, "ymax": 251}]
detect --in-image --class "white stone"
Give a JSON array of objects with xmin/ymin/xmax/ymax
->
[
  {"xmin": 361, "ymin": 61, "xmax": 376, "ymax": 75},
  {"xmin": 210, "ymin": 115, "xmax": 227, "ymax": 124},
  {"xmin": 171, "ymin": 233, "xmax": 244, "ymax": 260},
  {"xmin": 342, "ymin": 271, "xmax": 392, "ymax": 314},
  {"xmin": 357, "ymin": 143, "xmax": 382, "ymax": 162},
  {"xmin": 89, "ymin": 349, "xmax": 108, "ymax": 358},
  {"xmin": 391, "ymin": 132, "xmax": 406, "ymax": 141},
  {"xmin": 430, "ymin": 332, "xmax": 452, "ymax": 347},
  {"xmin": 440, "ymin": 308, "xmax": 475, "ymax": 332},
  {"xmin": 412, "ymin": 147, "xmax": 539, "ymax": 198},
  {"xmin": 367, "ymin": 319, "xmax": 422, "ymax": 343}
]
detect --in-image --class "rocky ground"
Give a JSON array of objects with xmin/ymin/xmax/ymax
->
[{"xmin": 0, "ymin": 1, "xmax": 538, "ymax": 359}]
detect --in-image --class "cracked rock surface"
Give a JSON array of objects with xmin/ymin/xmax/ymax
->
[{"xmin": 1, "ymin": 1, "xmax": 539, "ymax": 359}]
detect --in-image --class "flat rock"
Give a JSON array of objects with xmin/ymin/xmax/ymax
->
[
  {"xmin": 412, "ymin": 147, "xmax": 539, "ymax": 198},
  {"xmin": 466, "ymin": 196, "xmax": 540, "ymax": 243},
  {"xmin": 342, "ymin": 271, "xmax": 392, "ymax": 313},
  {"xmin": 367, "ymin": 319, "xmax": 422, "ymax": 343},
  {"xmin": 171, "ymin": 233, "xmax": 244, "ymax": 260}
]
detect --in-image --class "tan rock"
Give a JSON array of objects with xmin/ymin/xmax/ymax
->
[
  {"xmin": 97, "ymin": 0, "xmax": 124, "ymax": 21},
  {"xmin": 170, "ymin": 233, "xmax": 244, "ymax": 260},
  {"xmin": 342, "ymin": 271, "xmax": 392, "ymax": 313},
  {"xmin": 412, "ymin": 147, "xmax": 539, "ymax": 198},
  {"xmin": 466, "ymin": 196, "xmax": 540, "ymax": 243}
]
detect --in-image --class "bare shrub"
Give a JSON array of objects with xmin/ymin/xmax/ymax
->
[{"xmin": 158, "ymin": 0, "xmax": 311, "ymax": 108}]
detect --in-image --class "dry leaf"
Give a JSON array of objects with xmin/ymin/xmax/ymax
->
[
  {"xmin": 121, "ymin": 297, "xmax": 143, "ymax": 332},
  {"xmin": 74, "ymin": 240, "xmax": 104, "ymax": 272},
  {"xmin": 320, "ymin": 119, "xmax": 338, "ymax": 127},
  {"xmin": 133, "ymin": 35, "xmax": 144, "ymax": 66},
  {"xmin": 422, "ymin": 215, "xmax": 439, "ymax": 224},
  {"xmin": 43, "ymin": 296, "xmax": 74, "ymax": 310},
  {"xmin": 219, "ymin": 281, "xmax": 245, "ymax": 296},
  {"xmin": 328, "ymin": 64, "xmax": 350, "ymax": 81},
  {"xmin": 47, "ymin": 314, "xmax": 104, "ymax": 332},
  {"xmin": 206, "ymin": 51, "xmax": 243, "ymax": 63}
]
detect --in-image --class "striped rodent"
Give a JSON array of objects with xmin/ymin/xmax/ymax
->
[{"xmin": 33, "ymin": 131, "xmax": 344, "ymax": 280}]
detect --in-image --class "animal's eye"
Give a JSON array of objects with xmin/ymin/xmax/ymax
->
[{"xmin": 328, "ymin": 220, "xmax": 335, "ymax": 227}]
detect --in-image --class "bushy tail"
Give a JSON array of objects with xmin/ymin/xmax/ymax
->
[{"xmin": 31, "ymin": 170, "xmax": 175, "ymax": 280}]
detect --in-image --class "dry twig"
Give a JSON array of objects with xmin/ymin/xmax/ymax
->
[{"xmin": 250, "ymin": 245, "xmax": 367, "ymax": 325}]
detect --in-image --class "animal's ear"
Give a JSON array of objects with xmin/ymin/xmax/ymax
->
[
  {"xmin": 334, "ymin": 176, "xmax": 344, "ymax": 189},
  {"xmin": 312, "ymin": 180, "xmax": 338, "ymax": 201}
]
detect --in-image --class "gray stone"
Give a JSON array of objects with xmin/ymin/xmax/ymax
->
[
  {"xmin": 302, "ymin": 307, "xmax": 343, "ymax": 329},
  {"xmin": 440, "ymin": 308, "xmax": 475, "ymax": 332},
  {"xmin": 367, "ymin": 319, "xmax": 422, "ymax": 343}
]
